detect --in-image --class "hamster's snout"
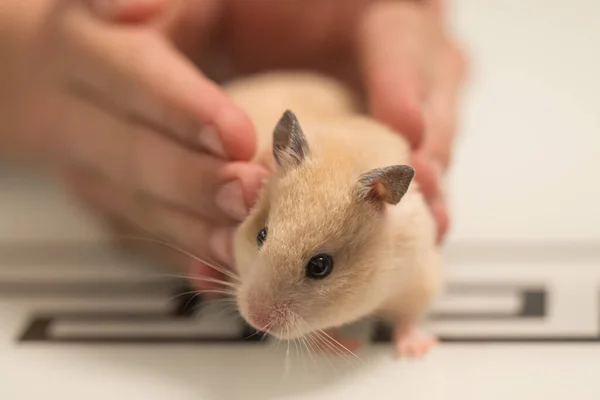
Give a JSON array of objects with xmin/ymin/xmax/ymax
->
[
  {"xmin": 245, "ymin": 297, "xmax": 303, "ymax": 339},
  {"xmin": 248, "ymin": 306, "xmax": 269, "ymax": 331}
]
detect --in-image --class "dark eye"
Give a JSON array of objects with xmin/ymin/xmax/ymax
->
[
  {"xmin": 257, "ymin": 227, "xmax": 267, "ymax": 248},
  {"xmin": 306, "ymin": 254, "xmax": 334, "ymax": 280}
]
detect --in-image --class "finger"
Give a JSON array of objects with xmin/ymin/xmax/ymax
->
[
  {"xmin": 357, "ymin": 1, "xmax": 428, "ymax": 148},
  {"xmin": 410, "ymin": 153, "xmax": 449, "ymax": 242},
  {"xmin": 426, "ymin": 0, "xmax": 448, "ymax": 25},
  {"xmin": 188, "ymin": 259, "xmax": 229, "ymax": 298},
  {"xmin": 87, "ymin": 0, "xmax": 168, "ymax": 22},
  {"xmin": 410, "ymin": 153, "xmax": 439, "ymax": 204},
  {"xmin": 59, "ymin": 94, "xmax": 268, "ymax": 224},
  {"xmin": 60, "ymin": 167, "xmax": 234, "ymax": 267},
  {"xmin": 423, "ymin": 39, "xmax": 468, "ymax": 169},
  {"xmin": 431, "ymin": 197, "xmax": 450, "ymax": 243},
  {"xmin": 56, "ymin": 3, "xmax": 255, "ymax": 161},
  {"xmin": 62, "ymin": 167, "xmax": 229, "ymax": 288}
]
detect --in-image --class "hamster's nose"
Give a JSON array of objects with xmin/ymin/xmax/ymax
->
[{"xmin": 248, "ymin": 307, "xmax": 270, "ymax": 330}]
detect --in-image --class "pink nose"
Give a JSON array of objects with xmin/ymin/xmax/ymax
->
[{"xmin": 248, "ymin": 307, "xmax": 270, "ymax": 330}]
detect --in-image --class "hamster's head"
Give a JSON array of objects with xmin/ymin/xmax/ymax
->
[{"xmin": 233, "ymin": 110, "xmax": 415, "ymax": 339}]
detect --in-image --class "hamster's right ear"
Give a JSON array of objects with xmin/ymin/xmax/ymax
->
[
  {"xmin": 354, "ymin": 165, "xmax": 415, "ymax": 206},
  {"xmin": 272, "ymin": 110, "xmax": 309, "ymax": 171}
]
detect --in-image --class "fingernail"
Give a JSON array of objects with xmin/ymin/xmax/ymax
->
[
  {"xmin": 198, "ymin": 125, "xmax": 226, "ymax": 158},
  {"xmin": 215, "ymin": 180, "xmax": 248, "ymax": 221},
  {"xmin": 209, "ymin": 227, "xmax": 235, "ymax": 266}
]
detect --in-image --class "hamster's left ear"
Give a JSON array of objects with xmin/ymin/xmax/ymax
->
[
  {"xmin": 272, "ymin": 110, "xmax": 309, "ymax": 171},
  {"xmin": 354, "ymin": 165, "xmax": 415, "ymax": 205}
]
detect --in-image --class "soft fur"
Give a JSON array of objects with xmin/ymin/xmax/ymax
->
[{"xmin": 225, "ymin": 71, "xmax": 442, "ymax": 339}]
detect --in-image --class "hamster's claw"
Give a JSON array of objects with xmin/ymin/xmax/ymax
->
[{"xmin": 394, "ymin": 325, "xmax": 437, "ymax": 358}]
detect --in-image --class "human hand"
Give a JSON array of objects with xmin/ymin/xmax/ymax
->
[
  {"xmin": 99, "ymin": 0, "xmax": 467, "ymax": 243},
  {"xmin": 200, "ymin": 0, "xmax": 467, "ymax": 242},
  {"xmin": 7, "ymin": 0, "xmax": 269, "ymax": 276},
  {"xmin": 358, "ymin": 0, "xmax": 468, "ymax": 242},
  {"xmin": 42, "ymin": 0, "xmax": 465, "ymax": 296}
]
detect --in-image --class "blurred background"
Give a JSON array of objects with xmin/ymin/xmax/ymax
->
[
  {"xmin": 449, "ymin": 0, "xmax": 600, "ymax": 244},
  {"xmin": 1, "ymin": 1, "xmax": 600, "ymax": 400}
]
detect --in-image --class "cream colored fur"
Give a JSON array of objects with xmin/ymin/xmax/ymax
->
[{"xmin": 224, "ymin": 71, "xmax": 442, "ymax": 339}]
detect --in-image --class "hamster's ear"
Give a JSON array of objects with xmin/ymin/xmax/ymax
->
[
  {"xmin": 354, "ymin": 165, "xmax": 415, "ymax": 205},
  {"xmin": 273, "ymin": 110, "xmax": 309, "ymax": 171}
]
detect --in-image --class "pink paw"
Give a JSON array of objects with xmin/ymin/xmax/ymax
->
[{"xmin": 394, "ymin": 327, "xmax": 437, "ymax": 358}]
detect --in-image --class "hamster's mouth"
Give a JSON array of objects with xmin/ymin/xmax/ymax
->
[
  {"xmin": 242, "ymin": 310, "xmax": 309, "ymax": 340},
  {"xmin": 238, "ymin": 292, "xmax": 312, "ymax": 340},
  {"xmin": 258, "ymin": 326, "xmax": 306, "ymax": 340}
]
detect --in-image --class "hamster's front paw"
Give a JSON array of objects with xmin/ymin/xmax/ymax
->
[{"xmin": 394, "ymin": 323, "xmax": 437, "ymax": 358}]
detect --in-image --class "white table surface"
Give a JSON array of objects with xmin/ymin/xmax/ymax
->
[{"xmin": 2, "ymin": 1, "xmax": 600, "ymax": 399}]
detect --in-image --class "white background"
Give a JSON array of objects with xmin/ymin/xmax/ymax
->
[{"xmin": 448, "ymin": 0, "xmax": 600, "ymax": 243}]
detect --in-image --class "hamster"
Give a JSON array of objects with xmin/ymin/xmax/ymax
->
[{"xmin": 224, "ymin": 71, "xmax": 443, "ymax": 357}]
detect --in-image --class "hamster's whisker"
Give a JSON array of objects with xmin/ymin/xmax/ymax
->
[
  {"xmin": 117, "ymin": 235, "xmax": 241, "ymax": 282},
  {"xmin": 296, "ymin": 318, "xmax": 337, "ymax": 370},
  {"xmin": 242, "ymin": 322, "xmax": 272, "ymax": 341},
  {"xmin": 185, "ymin": 275, "xmax": 239, "ymax": 289},
  {"xmin": 207, "ymin": 301, "xmax": 242, "ymax": 319},
  {"xmin": 292, "ymin": 337, "xmax": 300, "ymax": 366},
  {"xmin": 167, "ymin": 288, "xmax": 236, "ymax": 303},
  {"xmin": 313, "ymin": 330, "xmax": 350, "ymax": 362},
  {"xmin": 157, "ymin": 273, "xmax": 239, "ymax": 289},
  {"xmin": 171, "ymin": 289, "xmax": 236, "ymax": 313},
  {"xmin": 302, "ymin": 328, "xmax": 337, "ymax": 371},
  {"xmin": 301, "ymin": 335, "xmax": 317, "ymax": 367},
  {"xmin": 317, "ymin": 329, "xmax": 364, "ymax": 364},
  {"xmin": 283, "ymin": 323, "xmax": 292, "ymax": 378},
  {"xmin": 167, "ymin": 289, "xmax": 199, "ymax": 302},
  {"xmin": 202, "ymin": 297, "xmax": 239, "ymax": 310},
  {"xmin": 294, "ymin": 324, "xmax": 310, "ymax": 372},
  {"xmin": 313, "ymin": 330, "xmax": 348, "ymax": 361}
]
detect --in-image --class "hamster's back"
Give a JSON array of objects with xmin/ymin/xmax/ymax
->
[{"xmin": 223, "ymin": 71, "xmax": 411, "ymax": 170}]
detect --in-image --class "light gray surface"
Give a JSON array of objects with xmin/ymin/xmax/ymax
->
[{"xmin": 1, "ymin": 248, "xmax": 600, "ymax": 400}]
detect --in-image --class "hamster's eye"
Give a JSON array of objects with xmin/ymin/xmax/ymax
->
[
  {"xmin": 306, "ymin": 254, "xmax": 334, "ymax": 280},
  {"xmin": 257, "ymin": 227, "xmax": 267, "ymax": 248}
]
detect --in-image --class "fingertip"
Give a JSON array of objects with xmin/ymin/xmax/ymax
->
[
  {"xmin": 240, "ymin": 166, "xmax": 270, "ymax": 210},
  {"xmin": 188, "ymin": 259, "xmax": 227, "ymax": 294},
  {"xmin": 410, "ymin": 154, "xmax": 450, "ymax": 242},
  {"xmin": 213, "ymin": 104, "xmax": 257, "ymax": 162},
  {"xmin": 410, "ymin": 154, "xmax": 438, "ymax": 202},
  {"xmin": 221, "ymin": 162, "xmax": 271, "ymax": 210},
  {"xmin": 431, "ymin": 199, "xmax": 450, "ymax": 244}
]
